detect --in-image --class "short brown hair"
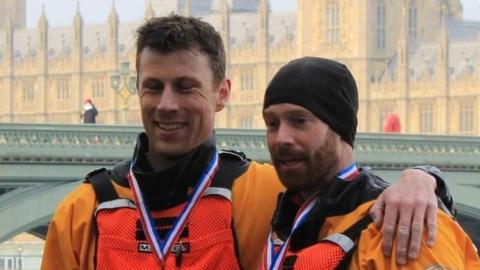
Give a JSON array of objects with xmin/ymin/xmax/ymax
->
[{"xmin": 136, "ymin": 15, "xmax": 226, "ymax": 84}]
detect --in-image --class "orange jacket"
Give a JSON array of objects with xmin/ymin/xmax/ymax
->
[
  {"xmin": 94, "ymin": 189, "xmax": 240, "ymax": 269},
  {"xmin": 265, "ymin": 200, "xmax": 479, "ymax": 269},
  {"xmin": 350, "ymin": 202, "xmax": 480, "ymax": 269},
  {"xmin": 266, "ymin": 168, "xmax": 480, "ymax": 270},
  {"xmin": 41, "ymin": 161, "xmax": 283, "ymax": 270}
]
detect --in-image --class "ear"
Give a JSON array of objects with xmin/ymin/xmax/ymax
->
[{"xmin": 215, "ymin": 78, "xmax": 231, "ymax": 112}]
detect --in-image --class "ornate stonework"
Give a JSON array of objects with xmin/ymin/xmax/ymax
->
[{"xmin": 0, "ymin": 0, "xmax": 478, "ymax": 135}]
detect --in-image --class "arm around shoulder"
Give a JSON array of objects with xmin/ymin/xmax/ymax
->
[{"xmin": 351, "ymin": 211, "xmax": 480, "ymax": 269}]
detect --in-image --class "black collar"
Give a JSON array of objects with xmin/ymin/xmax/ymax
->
[
  {"xmin": 129, "ymin": 132, "xmax": 217, "ymax": 211},
  {"xmin": 271, "ymin": 169, "xmax": 387, "ymax": 251}
]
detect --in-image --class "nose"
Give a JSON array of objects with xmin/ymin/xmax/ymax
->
[
  {"xmin": 156, "ymin": 86, "xmax": 179, "ymax": 112},
  {"xmin": 272, "ymin": 123, "xmax": 295, "ymax": 146}
]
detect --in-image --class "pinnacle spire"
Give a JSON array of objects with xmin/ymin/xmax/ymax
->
[
  {"xmin": 73, "ymin": 0, "xmax": 83, "ymax": 25},
  {"xmin": 109, "ymin": 0, "xmax": 119, "ymax": 22},
  {"xmin": 38, "ymin": 2, "xmax": 48, "ymax": 26},
  {"xmin": 145, "ymin": 0, "xmax": 155, "ymax": 19},
  {"xmin": 183, "ymin": 0, "xmax": 191, "ymax": 17}
]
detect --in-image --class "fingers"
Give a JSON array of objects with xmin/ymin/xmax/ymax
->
[
  {"xmin": 426, "ymin": 202, "xmax": 438, "ymax": 247},
  {"xmin": 409, "ymin": 198, "xmax": 437, "ymax": 263},
  {"xmin": 395, "ymin": 202, "xmax": 414, "ymax": 265},
  {"xmin": 382, "ymin": 198, "xmax": 400, "ymax": 257},
  {"xmin": 407, "ymin": 204, "xmax": 427, "ymax": 260},
  {"xmin": 379, "ymin": 168, "xmax": 439, "ymax": 264},
  {"xmin": 370, "ymin": 194, "xmax": 385, "ymax": 228}
]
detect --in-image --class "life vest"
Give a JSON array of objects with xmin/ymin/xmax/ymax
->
[
  {"xmin": 263, "ymin": 213, "xmax": 372, "ymax": 270},
  {"xmin": 87, "ymin": 150, "xmax": 248, "ymax": 270}
]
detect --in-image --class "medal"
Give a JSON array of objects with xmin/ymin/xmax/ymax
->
[{"xmin": 128, "ymin": 150, "xmax": 219, "ymax": 265}]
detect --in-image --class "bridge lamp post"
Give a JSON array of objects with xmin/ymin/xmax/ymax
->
[{"xmin": 110, "ymin": 62, "xmax": 137, "ymax": 124}]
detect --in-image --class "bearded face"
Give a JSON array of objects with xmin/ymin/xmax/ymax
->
[{"xmin": 263, "ymin": 103, "xmax": 342, "ymax": 195}]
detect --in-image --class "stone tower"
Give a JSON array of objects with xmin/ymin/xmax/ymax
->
[{"xmin": 0, "ymin": 0, "xmax": 26, "ymax": 29}]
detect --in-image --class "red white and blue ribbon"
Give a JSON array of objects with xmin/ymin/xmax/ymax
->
[
  {"xmin": 261, "ymin": 162, "xmax": 359, "ymax": 270},
  {"xmin": 337, "ymin": 163, "xmax": 359, "ymax": 181},
  {"xmin": 127, "ymin": 150, "xmax": 219, "ymax": 265},
  {"xmin": 262, "ymin": 194, "xmax": 318, "ymax": 270}
]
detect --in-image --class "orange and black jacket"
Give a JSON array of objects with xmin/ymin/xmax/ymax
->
[
  {"xmin": 269, "ymin": 169, "xmax": 480, "ymax": 269},
  {"xmin": 41, "ymin": 133, "xmax": 283, "ymax": 270},
  {"xmin": 91, "ymin": 135, "xmax": 242, "ymax": 269},
  {"xmin": 41, "ymin": 133, "xmax": 458, "ymax": 270}
]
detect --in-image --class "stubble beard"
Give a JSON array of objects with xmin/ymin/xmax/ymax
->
[{"xmin": 277, "ymin": 131, "xmax": 340, "ymax": 196}]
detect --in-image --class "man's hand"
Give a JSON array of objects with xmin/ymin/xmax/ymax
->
[{"xmin": 369, "ymin": 168, "xmax": 438, "ymax": 265}]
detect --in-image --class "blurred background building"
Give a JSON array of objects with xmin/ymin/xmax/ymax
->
[
  {"xmin": 0, "ymin": 0, "xmax": 25, "ymax": 29},
  {"xmin": 0, "ymin": 234, "xmax": 43, "ymax": 269},
  {"xmin": 0, "ymin": 0, "xmax": 479, "ymax": 135}
]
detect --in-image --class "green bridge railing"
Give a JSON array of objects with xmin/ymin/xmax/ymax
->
[
  {"xmin": 2, "ymin": 122, "xmax": 480, "ymax": 171},
  {"xmin": 0, "ymin": 123, "xmax": 479, "ymax": 245}
]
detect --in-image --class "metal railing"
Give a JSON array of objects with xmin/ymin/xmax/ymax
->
[
  {"xmin": 1, "ymin": 123, "xmax": 480, "ymax": 171},
  {"xmin": 0, "ymin": 123, "xmax": 479, "ymax": 248}
]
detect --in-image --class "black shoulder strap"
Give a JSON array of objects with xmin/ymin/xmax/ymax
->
[
  {"xmin": 109, "ymin": 160, "xmax": 131, "ymax": 187},
  {"xmin": 335, "ymin": 214, "xmax": 373, "ymax": 270},
  {"xmin": 342, "ymin": 214, "xmax": 373, "ymax": 240},
  {"xmin": 212, "ymin": 149, "xmax": 250, "ymax": 189},
  {"xmin": 216, "ymin": 150, "xmax": 250, "ymax": 270},
  {"xmin": 283, "ymin": 255, "xmax": 298, "ymax": 270},
  {"xmin": 85, "ymin": 168, "xmax": 119, "ymax": 203}
]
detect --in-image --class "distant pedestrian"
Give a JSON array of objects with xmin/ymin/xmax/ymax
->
[
  {"xmin": 383, "ymin": 113, "xmax": 401, "ymax": 133},
  {"xmin": 81, "ymin": 98, "xmax": 98, "ymax": 124}
]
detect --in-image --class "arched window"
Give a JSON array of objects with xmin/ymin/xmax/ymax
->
[
  {"xmin": 408, "ymin": 1, "xmax": 417, "ymax": 39},
  {"xmin": 420, "ymin": 104, "xmax": 433, "ymax": 133},
  {"xmin": 240, "ymin": 113, "xmax": 253, "ymax": 128},
  {"xmin": 376, "ymin": 1, "xmax": 386, "ymax": 49},
  {"xmin": 93, "ymin": 77, "xmax": 105, "ymax": 98},
  {"xmin": 326, "ymin": 1, "xmax": 340, "ymax": 44},
  {"xmin": 22, "ymin": 80, "xmax": 35, "ymax": 101},
  {"xmin": 241, "ymin": 66, "xmax": 254, "ymax": 91},
  {"xmin": 57, "ymin": 77, "xmax": 70, "ymax": 100},
  {"xmin": 459, "ymin": 101, "xmax": 474, "ymax": 133}
]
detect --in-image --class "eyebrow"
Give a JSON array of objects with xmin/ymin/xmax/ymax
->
[
  {"xmin": 140, "ymin": 78, "xmax": 163, "ymax": 87},
  {"xmin": 176, "ymin": 76, "xmax": 202, "ymax": 86},
  {"xmin": 141, "ymin": 76, "xmax": 161, "ymax": 83}
]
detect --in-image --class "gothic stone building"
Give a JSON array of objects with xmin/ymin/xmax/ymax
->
[{"xmin": 1, "ymin": 0, "xmax": 479, "ymax": 135}]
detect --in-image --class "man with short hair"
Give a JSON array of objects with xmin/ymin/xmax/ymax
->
[
  {"xmin": 260, "ymin": 57, "xmax": 479, "ymax": 269},
  {"xmin": 42, "ymin": 16, "xmax": 454, "ymax": 270}
]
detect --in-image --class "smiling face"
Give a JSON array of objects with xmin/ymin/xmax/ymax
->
[
  {"xmin": 263, "ymin": 103, "xmax": 342, "ymax": 196},
  {"xmin": 137, "ymin": 47, "xmax": 230, "ymax": 165}
]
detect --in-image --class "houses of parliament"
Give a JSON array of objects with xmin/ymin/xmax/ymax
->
[{"xmin": 1, "ymin": 0, "xmax": 479, "ymax": 135}]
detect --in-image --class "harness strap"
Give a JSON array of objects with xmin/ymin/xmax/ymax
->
[
  {"xmin": 335, "ymin": 214, "xmax": 373, "ymax": 270},
  {"xmin": 322, "ymin": 233, "xmax": 355, "ymax": 253},
  {"xmin": 342, "ymin": 214, "xmax": 373, "ymax": 240},
  {"xmin": 87, "ymin": 168, "xmax": 119, "ymax": 203},
  {"xmin": 283, "ymin": 255, "xmax": 298, "ymax": 270},
  {"xmin": 204, "ymin": 187, "xmax": 232, "ymax": 200},
  {"xmin": 95, "ymin": 199, "xmax": 136, "ymax": 216}
]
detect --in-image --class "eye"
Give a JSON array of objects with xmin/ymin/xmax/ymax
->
[
  {"xmin": 291, "ymin": 117, "xmax": 307, "ymax": 126},
  {"xmin": 264, "ymin": 119, "xmax": 278, "ymax": 130},
  {"xmin": 141, "ymin": 80, "xmax": 163, "ymax": 92},
  {"xmin": 178, "ymin": 84, "xmax": 193, "ymax": 91},
  {"xmin": 175, "ymin": 79, "xmax": 197, "ymax": 92}
]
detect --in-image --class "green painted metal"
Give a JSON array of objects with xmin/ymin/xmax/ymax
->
[
  {"xmin": 0, "ymin": 181, "xmax": 80, "ymax": 243},
  {"xmin": 2, "ymin": 123, "xmax": 480, "ymax": 171},
  {"xmin": 1, "ymin": 123, "xmax": 480, "ymax": 243}
]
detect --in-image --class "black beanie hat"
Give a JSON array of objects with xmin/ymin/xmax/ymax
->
[{"xmin": 263, "ymin": 57, "xmax": 358, "ymax": 147}]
